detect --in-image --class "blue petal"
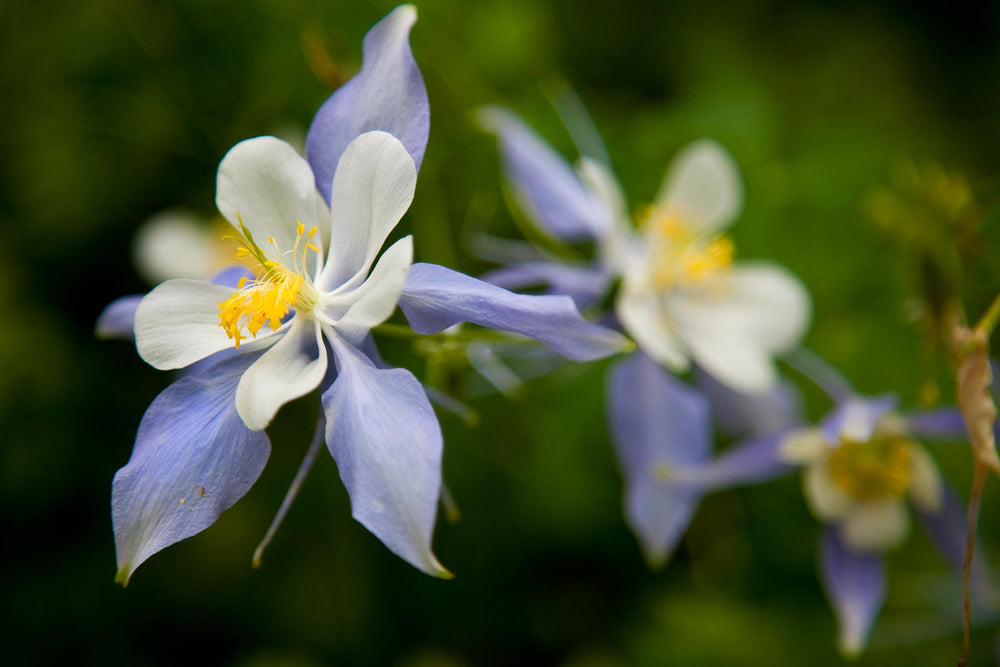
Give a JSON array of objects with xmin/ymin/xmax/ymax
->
[
  {"xmin": 695, "ymin": 367, "xmax": 804, "ymax": 439},
  {"xmin": 917, "ymin": 485, "xmax": 972, "ymax": 571},
  {"xmin": 480, "ymin": 261, "xmax": 611, "ymax": 309},
  {"xmin": 821, "ymin": 394, "xmax": 898, "ymax": 442},
  {"xmin": 305, "ymin": 5, "xmax": 428, "ymax": 203},
  {"xmin": 916, "ymin": 485, "xmax": 994, "ymax": 604},
  {"xmin": 819, "ymin": 528, "xmax": 886, "ymax": 657},
  {"xmin": 210, "ymin": 265, "xmax": 255, "ymax": 288},
  {"xmin": 480, "ymin": 107, "xmax": 611, "ymax": 241},
  {"xmin": 399, "ymin": 262, "xmax": 631, "ymax": 361},
  {"xmin": 607, "ymin": 351, "xmax": 711, "ymax": 566},
  {"xmin": 322, "ymin": 335, "xmax": 449, "ymax": 577},
  {"xmin": 694, "ymin": 432, "xmax": 795, "ymax": 492},
  {"xmin": 95, "ymin": 294, "xmax": 143, "ymax": 341},
  {"xmin": 902, "ymin": 407, "xmax": 968, "ymax": 441},
  {"xmin": 112, "ymin": 351, "xmax": 270, "ymax": 585}
]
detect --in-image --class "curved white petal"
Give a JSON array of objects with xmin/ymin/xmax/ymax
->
[
  {"xmin": 325, "ymin": 236, "xmax": 413, "ymax": 345},
  {"xmin": 779, "ymin": 428, "xmax": 828, "ymax": 465},
  {"xmin": 615, "ymin": 284, "xmax": 690, "ymax": 372},
  {"xmin": 132, "ymin": 210, "xmax": 216, "ymax": 283},
  {"xmin": 216, "ymin": 136, "xmax": 329, "ymax": 268},
  {"xmin": 135, "ymin": 279, "xmax": 247, "ymax": 370},
  {"xmin": 669, "ymin": 262, "xmax": 811, "ymax": 393},
  {"xmin": 319, "ymin": 131, "xmax": 417, "ymax": 290},
  {"xmin": 235, "ymin": 318, "xmax": 328, "ymax": 430},
  {"xmin": 577, "ymin": 157, "xmax": 633, "ymax": 268},
  {"xmin": 909, "ymin": 446, "xmax": 944, "ymax": 513},
  {"xmin": 840, "ymin": 499, "xmax": 910, "ymax": 552},
  {"xmin": 824, "ymin": 396, "xmax": 898, "ymax": 443},
  {"xmin": 803, "ymin": 462, "xmax": 855, "ymax": 521},
  {"xmin": 654, "ymin": 139, "xmax": 743, "ymax": 232}
]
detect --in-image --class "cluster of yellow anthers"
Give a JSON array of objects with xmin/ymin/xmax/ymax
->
[
  {"xmin": 827, "ymin": 434, "xmax": 914, "ymax": 501},
  {"xmin": 640, "ymin": 208, "xmax": 734, "ymax": 290},
  {"xmin": 217, "ymin": 218, "xmax": 321, "ymax": 349}
]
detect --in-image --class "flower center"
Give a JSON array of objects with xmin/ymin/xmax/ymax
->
[
  {"xmin": 217, "ymin": 218, "xmax": 322, "ymax": 349},
  {"xmin": 827, "ymin": 435, "xmax": 913, "ymax": 501},
  {"xmin": 639, "ymin": 208, "xmax": 734, "ymax": 290}
]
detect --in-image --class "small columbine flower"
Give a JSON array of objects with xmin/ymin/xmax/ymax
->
[
  {"xmin": 106, "ymin": 6, "xmax": 629, "ymax": 586},
  {"xmin": 481, "ymin": 109, "xmax": 811, "ymax": 395},
  {"xmin": 776, "ymin": 394, "xmax": 973, "ymax": 656},
  {"xmin": 780, "ymin": 397, "xmax": 944, "ymax": 553}
]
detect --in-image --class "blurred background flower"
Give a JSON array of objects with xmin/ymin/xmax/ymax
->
[{"xmin": 3, "ymin": 0, "xmax": 1000, "ymax": 665}]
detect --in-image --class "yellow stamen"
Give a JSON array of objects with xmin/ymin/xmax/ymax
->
[
  {"xmin": 827, "ymin": 435, "xmax": 914, "ymax": 501},
  {"xmin": 638, "ymin": 207, "xmax": 735, "ymax": 290},
  {"xmin": 216, "ymin": 217, "xmax": 322, "ymax": 348}
]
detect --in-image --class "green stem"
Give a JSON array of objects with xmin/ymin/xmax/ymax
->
[
  {"xmin": 372, "ymin": 322, "xmax": 535, "ymax": 347},
  {"xmin": 252, "ymin": 415, "xmax": 325, "ymax": 569},
  {"xmin": 974, "ymin": 290, "xmax": 1000, "ymax": 337},
  {"xmin": 959, "ymin": 460, "xmax": 988, "ymax": 667}
]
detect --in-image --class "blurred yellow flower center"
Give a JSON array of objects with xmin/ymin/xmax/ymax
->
[
  {"xmin": 640, "ymin": 207, "xmax": 734, "ymax": 289},
  {"xmin": 217, "ymin": 218, "xmax": 322, "ymax": 349},
  {"xmin": 827, "ymin": 435, "xmax": 913, "ymax": 501}
]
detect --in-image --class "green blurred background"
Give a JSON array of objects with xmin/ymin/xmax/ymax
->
[{"xmin": 3, "ymin": 0, "xmax": 1000, "ymax": 664}]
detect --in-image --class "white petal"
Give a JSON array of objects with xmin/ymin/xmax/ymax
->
[
  {"xmin": 135, "ymin": 279, "xmax": 244, "ymax": 370},
  {"xmin": 669, "ymin": 262, "xmax": 811, "ymax": 393},
  {"xmin": 132, "ymin": 210, "xmax": 215, "ymax": 283},
  {"xmin": 779, "ymin": 428, "xmax": 829, "ymax": 465},
  {"xmin": 654, "ymin": 139, "xmax": 743, "ymax": 232},
  {"xmin": 803, "ymin": 462, "xmax": 855, "ymax": 522},
  {"xmin": 577, "ymin": 157, "xmax": 633, "ymax": 269},
  {"xmin": 325, "ymin": 236, "xmax": 412, "ymax": 345},
  {"xmin": 235, "ymin": 318, "xmax": 328, "ymax": 430},
  {"xmin": 216, "ymin": 136, "xmax": 329, "ymax": 265},
  {"xmin": 319, "ymin": 131, "xmax": 417, "ymax": 290},
  {"xmin": 909, "ymin": 446, "xmax": 944, "ymax": 513},
  {"xmin": 615, "ymin": 283, "xmax": 690, "ymax": 372},
  {"xmin": 840, "ymin": 500, "xmax": 910, "ymax": 552},
  {"xmin": 835, "ymin": 399, "xmax": 892, "ymax": 442}
]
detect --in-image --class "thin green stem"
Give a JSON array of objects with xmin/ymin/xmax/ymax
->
[
  {"xmin": 252, "ymin": 414, "xmax": 326, "ymax": 569},
  {"xmin": 373, "ymin": 322, "xmax": 536, "ymax": 347},
  {"xmin": 974, "ymin": 290, "xmax": 1000, "ymax": 337},
  {"xmin": 780, "ymin": 347, "xmax": 855, "ymax": 403}
]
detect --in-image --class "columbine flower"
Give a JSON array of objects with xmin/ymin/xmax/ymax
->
[
  {"xmin": 480, "ymin": 108, "xmax": 811, "ymax": 394},
  {"xmin": 777, "ymin": 394, "xmax": 974, "ymax": 656},
  {"xmin": 108, "ymin": 6, "xmax": 629, "ymax": 585},
  {"xmin": 780, "ymin": 397, "xmax": 945, "ymax": 554},
  {"xmin": 479, "ymin": 105, "xmax": 810, "ymax": 566}
]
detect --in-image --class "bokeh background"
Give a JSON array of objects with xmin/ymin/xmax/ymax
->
[{"xmin": 3, "ymin": 0, "xmax": 1000, "ymax": 664}]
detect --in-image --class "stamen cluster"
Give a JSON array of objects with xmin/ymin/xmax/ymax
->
[
  {"xmin": 217, "ymin": 218, "xmax": 321, "ymax": 348},
  {"xmin": 641, "ymin": 208, "xmax": 735, "ymax": 289},
  {"xmin": 827, "ymin": 435, "xmax": 914, "ymax": 501}
]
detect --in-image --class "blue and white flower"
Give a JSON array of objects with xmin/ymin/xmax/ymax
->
[
  {"xmin": 777, "ymin": 395, "xmax": 972, "ymax": 656},
  {"xmin": 480, "ymin": 106, "xmax": 811, "ymax": 567},
  {"xmin": 481, "ymin": 108, "xmax": 811, "ymax": 394},
  {"xmin": 108, "ymin": 6, "xmax": 629, "ymax": 585}
]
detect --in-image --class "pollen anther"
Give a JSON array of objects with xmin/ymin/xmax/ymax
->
[{"xmin": 217, "ymin": 216, "xmax": 322, "ymax": 348}]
